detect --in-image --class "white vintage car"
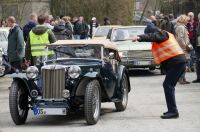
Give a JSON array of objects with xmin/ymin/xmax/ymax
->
[
  {"xmin": 0, "ymin": 27, "xmax": 10, "ymax": 77},
  {"xmin": 108, "ymin": 26, "xmax": 158, "ymax": 71},
  {"xmin": 0, "ymin": 27, "xmax": 9, "ymax": 54}
]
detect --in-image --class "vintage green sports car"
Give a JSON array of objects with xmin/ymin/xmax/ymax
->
[{"xmin": 9, "ymin": 40, "xmax": 131, "ymax": 125}]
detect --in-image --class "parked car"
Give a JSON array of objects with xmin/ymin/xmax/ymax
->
[
  {"xmin": 92, "ymin": 25, "xmax": 120, "ymax": 40},
  {"xmin": 107, "ymin": 26, "xmax": 158, "ymax": 70},
  {"xmin": 0, "ymin": 27, "xmax": 9, "ymax": 54},
  {"xmin": 9, "ymin": 40, "xmax": 131, "ymax": 125},
  {"xmin": 0, "ymin": 28, "xmax": 10, "ymax": 77}
]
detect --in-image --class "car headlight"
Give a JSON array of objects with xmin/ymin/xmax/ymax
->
[
  {"xmin": 68, "ymin": 65, "xmax": 81, "ymax": 79},
  {"xmin": 26, "ymin": 66, "xmax": 39, "ymax": 79},
  {"xmin": 119, "ymin": 51, "xmax": 128, "ymax": 58}
]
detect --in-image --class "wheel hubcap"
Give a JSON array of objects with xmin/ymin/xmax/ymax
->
[
  {"xmin": 92, "ymin": 86, "xmax": 100, "ymax": 119},
  {"xmin": 17, "ymin": 89, "xmax": 27, "ymax": 117},
  {"xmin": 122, "ymin": 76, "xmax": 128, "ymax": 107}
]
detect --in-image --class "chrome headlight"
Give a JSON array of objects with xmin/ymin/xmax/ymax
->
[
  {"xmin": 68, "ymin": 65, "xmax": 81, "ymax": 79},
  {"xmin": 26, "ymin": 66, "xmax": 39, "ymax": 79},
  {"xmin": 119, "ymin": 51, "xmax": 128, "ymax": 58}
]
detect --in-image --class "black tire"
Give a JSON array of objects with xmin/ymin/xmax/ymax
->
[
  {"xmin": 115, "ymin": 74, "xmax": 129, "ymax": 112},
  {"xmin": 84, "ymin": 80, "xmax": 101, "ymax": 125},
  {"xmin": 9, "ymin": 81, "xmax": 29, "ymax": 125},
  {"xmin": 149, "ymin": 67, "xmax": 156, "ymax": 71}
]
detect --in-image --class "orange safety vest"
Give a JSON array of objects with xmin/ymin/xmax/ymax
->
[{"xmin": 152, "ymin": 32, "xmax": 184, "ymax": 64}]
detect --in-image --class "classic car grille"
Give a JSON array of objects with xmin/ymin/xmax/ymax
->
[
  {"xmin": 42, "ymin": 66, "xmax": 65, "ymax": 99},
  {"xmin": 128, "ymin": 50, "xmax": 153, "ymax": 58}
]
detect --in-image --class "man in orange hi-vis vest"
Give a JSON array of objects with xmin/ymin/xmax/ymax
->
[{"xmin": 132, "ymin": 26, "xmax": 187, "ymax": 119}]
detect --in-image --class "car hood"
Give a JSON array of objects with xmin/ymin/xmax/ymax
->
[{"xmin": 115, "ymin": 40, "xmax": 152, "ymax": 51}]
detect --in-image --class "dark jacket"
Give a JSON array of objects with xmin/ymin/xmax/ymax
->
[
  {"xmin": 160, "ymin": 20, "xmax": 175, "ymax": 34},
  {"xmin": 65, "ymin": 22, "xmax": 73, "ymax": 39},
  {"xmin": 89, "ymin": 21, "xmax": 99, "ymax": 37},
  {"xmin": 187, "ymin": 21, "xmax": 197, "ymax": 46},
  {"xmin": 53, "ymin": 24, "xmax": 71, "ymax": 40},
  {"xmin": 23, "ymin": 21, "xmax": 37, "ymax": 42},
  {"xmin": 196, "ymin": 22, "xmax": 200, "ymax": 47},
  {"xmin": 7, "ymin": 25, "xmax": 25, "ymax": 63},
  {"xmin": 73, "ymin": 21, "xmax": 89, "ymax": 35},
  {"xmin": 138, "ymin": 30, "xmax": 187, "ymax": 65},
  {"xmin": 25, "ymin": 25, "xmax": 57, "ymax": 60}
]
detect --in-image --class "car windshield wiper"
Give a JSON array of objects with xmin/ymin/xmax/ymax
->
[
  {"xmin": 49, "ymin": 46, "xmax": 75, "ymax": 57},
  {"xmin": 55, "ymin": 50, "xmax": 75, "ymax": 57}
]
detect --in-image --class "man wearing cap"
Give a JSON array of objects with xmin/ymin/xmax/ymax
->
[
  {"xmin": 89, "ymin": 17, "xmax": 100, "ymax": 38},
  {"xmin": 132, "ymin": 25, "xmax": 187, "ymax": 119}
]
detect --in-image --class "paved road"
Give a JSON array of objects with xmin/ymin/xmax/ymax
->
[{"xmin": 0, "ymin": 70, "xmax": 200, "ymax": 132}]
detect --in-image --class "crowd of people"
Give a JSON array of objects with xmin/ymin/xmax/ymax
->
[
  {"xmin": 0, "ymin": 14, "xmax": 112, "ymax": 72},
  {"xmin": 146, "ymin": 12, "xmax": 200, "ymax": 84},
  {"xmin": 0, "ymin": 12, "xmax": 199, "ymax": 85}
]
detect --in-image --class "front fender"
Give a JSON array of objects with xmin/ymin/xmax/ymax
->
[
  {"xmin": 73, "ymin": 72, "xmax": 109, "ymax": 100},
  {"xmin": 9, "ymin": 73, "xmax": 31, "ymax": 95},
  {"xmin": 72, "ymin": 72, "xmax": 99, "ymax": 96}
]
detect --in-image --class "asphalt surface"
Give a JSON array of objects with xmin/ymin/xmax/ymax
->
[{"xmin": 0, "ymin": 70, "xmax": 200, "ymax": 132}]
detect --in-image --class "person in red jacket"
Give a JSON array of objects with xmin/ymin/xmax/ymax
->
[
  {"xmin": 187, "ymin": 12, "xmax": 197, "ymax": 71},
  {"xmin": 132, "ymin": 26, "xmax": 187, "ymax": 119}
]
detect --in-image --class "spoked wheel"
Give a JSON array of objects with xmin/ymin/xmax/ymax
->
[
  {"xmin": 84, "ymin": 80, "xmax": 101, "ymax": 125},
  {"xmin": 9, "ymin": 81, "xmax": 29, "ymax": 125},
  {"xmin": 115, "ymin": 74, "xmax": 129, "ymax": 111}
]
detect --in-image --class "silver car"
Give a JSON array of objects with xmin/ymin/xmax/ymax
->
[
  {"xmin": 108, "ymin": 26, "xmax": 157, "ymax": 70},
  {"xmin": 0, "ymin": 27, "xmax": 9, "ymax": 54},
  {"xmin": 0, "ymin": 28, "xmax": 10, "ymax": 77}
]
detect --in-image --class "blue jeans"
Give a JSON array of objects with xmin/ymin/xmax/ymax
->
[
  {"xmin": 74, "ymin": 35, "xmax": 80, "ymax": 40},
  {"xmin": 189, "ymin": 50, "xmax": 196, "ymax": 67}
]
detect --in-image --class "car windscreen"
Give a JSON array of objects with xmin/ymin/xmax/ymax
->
[
  {"xmin": 94, "ymin": 27, "xmax": 112, "ymax": 37},
  {"xmin": 51, "ymin": 45, "xmax": 102, "ymax": 59},
  {"xmin": 112, "ymin": 27, "xmax": 145, "ymax": 41}
]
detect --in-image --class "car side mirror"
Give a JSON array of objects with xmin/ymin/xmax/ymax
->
[{"xmin": 109, "ymin": 52, "xmax": 115, "ymax": 59}]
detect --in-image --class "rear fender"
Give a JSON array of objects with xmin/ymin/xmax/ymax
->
[{"xmin": 116, "ymin": 65, "xmax": 131, "ymax": 97}]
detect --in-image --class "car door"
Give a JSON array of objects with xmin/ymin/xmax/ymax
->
[{"xmin": 101, "ymin": 48, "xmax": 118, "ymax": 98}]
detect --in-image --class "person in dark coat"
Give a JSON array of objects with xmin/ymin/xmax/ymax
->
[
  {"xmin": 53, "ymin": 20, "xmax": 71, "ymax": 40},
  {"xmin": 193, "ymin": 12, "xmax": 200, "ymax": 83},
  {"xmin": 132, "ymin": 26, "xmax": 187, "ymax": 119},
  {"xmin": 104, "ymin": 17, "xmax": 111, "ymax": 25},
  {"xmin": 62, "ymin": 16, "xmax": 73, "ymax": 39},
  {"xmin": 160, "ymin": 15, "xmax": 175, "ymax": 34},
  {"xmin": 187, "ymin": 12, "xmax": 197, "ymax": 71},
  {"xmin": 89, "ymin": 17, "xmax": 99, "ymax": 38},
  {"xmin": 23, "ymin": 13, "xmax": 37, "ymax": 42},
  {"xmin": 73, "ymin": 16, "xmax": 89, "ymax": 40},
  {"xmin": 7, "ymin": 16, "xmax": 25, "ymax": 71}
]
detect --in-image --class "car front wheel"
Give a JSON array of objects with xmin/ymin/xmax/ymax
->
[
  {"xmin": 115, "ymin": 74, "xmax": 129, "ymax": 111},
  {"xmin": 9, "ymin": 81, "xmax": 29, "ymax": 125},
  {"xmin": 84, "ymin": 80, "xmax": 101, "ymax": 125}
]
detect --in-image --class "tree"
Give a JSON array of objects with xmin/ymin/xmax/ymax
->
[{"xmin": 50, "ymin": 0, "xmax": 134, "ymax": 25}]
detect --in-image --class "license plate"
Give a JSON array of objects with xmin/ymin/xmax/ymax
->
[
  {"xmin": 37, "ymin": 108, "xmax": 67, "ymax": 115},
  {"xmin": 135, "ymin": 61, "xmax": 150, "ymax": 65}
]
